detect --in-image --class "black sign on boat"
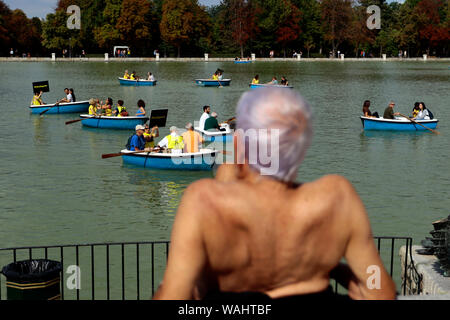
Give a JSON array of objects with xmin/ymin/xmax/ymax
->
[
  {"xmin": 32, "ymin": 81, "xmax": 50, "ymax": 93},
  {"xmin": 149, "ymin": 109, "xmax": 168, "ymax": 127}
]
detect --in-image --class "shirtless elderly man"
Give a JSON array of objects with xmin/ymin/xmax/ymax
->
[{"xmin": 154, "ymin": 88, "xmax": 396, "ymax": 300}]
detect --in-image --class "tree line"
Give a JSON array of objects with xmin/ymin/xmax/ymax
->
[{"xmin": 0, "ymin": 0, "xmax": 448, "ymax": 58}]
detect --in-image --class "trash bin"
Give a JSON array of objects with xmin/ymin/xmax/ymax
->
[{"xmin": 1, "ymin": 259, "xmax": 62, "ymax": 300}]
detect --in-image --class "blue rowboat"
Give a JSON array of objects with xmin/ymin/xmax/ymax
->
[
  {"xmin": 194, "ymin": 124, "xmax": 233, "ymax": 143},
  {"xmin": 195, "ymin": 79, "xmax": 231, "ymax": 87},
  {"xmin": 80, "ymin": 115, "xmax": 149, "ymax": 130},
  {"xmin": 360, "ymin": 116, "xmax": 439, "ymax": 131},
  {"xmin": 234, "ymin": 60, "xmax": 252, "ymax": 64},
  {"xmin": 118, "ymin": 77, "xmax": 157, "ymax": 86},
  {"xmin": 29, "ymin": 100, "xmax": 89, "ymax": 114},
  {"xmin": 121, "ymin": 148, "xmax": 217, "ymax": 171},
  {"xmin": 249, "ymin": 83, "xmax": 293, "ymax": 89}
]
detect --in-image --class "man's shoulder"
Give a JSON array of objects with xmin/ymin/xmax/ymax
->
[{"xmin": 301, "ymin": 174, "xmax": 355, "ymax": 199}]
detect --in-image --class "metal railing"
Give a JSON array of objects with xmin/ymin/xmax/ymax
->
[{"xmin": 0, "ymin": 237, "xmax": 420, "ymax": 300}]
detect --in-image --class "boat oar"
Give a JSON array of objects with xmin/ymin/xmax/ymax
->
[
  {"xmin": 39, "ymin": 101, "xmax": 60, "ymax": 116},
  {"xmin": 102, "ymin": 149, "xmax": 148, "ymax": 159},
  {"xmin": 399, "ymin": 113, "xmax": 440, "ymax": 135},
  {"xmin": 65, "ymin": 118, "xmax": 82, "ymax": 125}
]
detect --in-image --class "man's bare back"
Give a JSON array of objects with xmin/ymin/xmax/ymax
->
[{"xmin": 154, "ymin": 164, "xmax": 396, "ymax": 300}]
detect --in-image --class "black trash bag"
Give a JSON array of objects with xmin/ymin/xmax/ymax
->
[{"xmin": 2, "ymin": 259, "xmax": 62, "ymax": 282}]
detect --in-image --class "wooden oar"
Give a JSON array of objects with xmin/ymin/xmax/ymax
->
[
  {"xmin": 399, "ymin": 113, "xmax": 440, "ymax": 135},
  {"xmin": 102, "ymin": 149, "xmax": 149, "ymax": 159},
  {"xmin": 65, "ymin": 118, "xmax": 82, "ymax": 125},
  {"xmin": 224, "ymin": 116, "xmax": 236, "ymax": 124},
  {"xmin": 39, "ymin": 101, "xmax": 60, "ymax": 116}
]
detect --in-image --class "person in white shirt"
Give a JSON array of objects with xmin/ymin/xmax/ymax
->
[
  {"xmin": 199, "ymin": 105, "xmax": 211, "ymax": 130},
  {"xmin": 413, "ymin": 102, "xmax": 430, "ymax": 120},
  {"xmin": 147, "ymin": 72, "xmax": 155, "ymax": 81},
  {"xmin": 59, "ymin": 88, "xmax": 73, "ymax": 103}
]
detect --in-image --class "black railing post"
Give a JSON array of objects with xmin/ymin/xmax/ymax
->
[
  {"xmin": 122, "ymin": 243, "xmax": 125, "ymax": 300},
  {"xmin": 390, "ymin": 238, "xmax": 395, "ymax": 276},
  {"xmin": 151, "ymin": 243, "xmax": 155, "ymax": 296},
  {"xmin": 91, "ymin": 245, "xmax": 95, "ymax": 300},
  {"xmin": 106, "ymin": 244, "xmax": 110, "ymax": 300},
  {"xmin": 76, "ymin": 245, "xmax": 79, "ymax": 300},
  {"xmin": 61, "ymin": 246, "xmax": 64, "ymax": 300},
  {"xmin": 136, "ymin": 244, "xmax": 140, "ymax": 300}
]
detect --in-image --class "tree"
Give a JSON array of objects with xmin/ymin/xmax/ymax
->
[
  {"xmin": 350, "ymin": 5, "xmax": 376, "ymax": 57},
  {"xmin": 293, "ymin": 0, "xmax": 323, "ymax": 57},
  {"xmin": 116, "ymin": 0, "xmax": 155, "ymax": 55},
  {"xmin": 160, "ymin": 0, "xmax": 210, "ymax": 57},
  {"xmin": 276, "ymin": 0, "xmax": 302, "ymax": 57},
  {"xmin": 320, "ymin": 0, "xmax": 353, "ymax": 57},
  {"xmin": 225, "ymin": 0, "xmax": 259, "ymax": 58},
  {"xmin": 415, "ymin": 0, "xmax": 449, "ymax": 55},
  {"xmin": 93, "ymin": 0, "xmax": 122, "ymax": 50},
  {"xmin": 42, "ymin": 10, "xmax": 82, "ymax": 53}
]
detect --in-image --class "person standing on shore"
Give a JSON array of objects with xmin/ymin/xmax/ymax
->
[{"xmin": 154, "ymin": 88, "xmax": 396, "ymax": 300}]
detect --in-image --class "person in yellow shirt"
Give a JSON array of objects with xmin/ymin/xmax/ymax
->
[
  {"xmin": 157, "ymin": 126, "xmax": 184, "ymax": 153},
  {"xmin": 88, "ymin": 98, "xmax": 99, "ymax": 115},
  {"xmin": 212, "ymin": 71, "xmax": 219, "ymax": 80},
  {"xmin": 31, "ymin": 91, "xmax": 44, "ymax": 105},
  {"xmin": 252, "ymin": 75, "xmax": 259, "ymax": 84},
  {"xmin": 114, "ymin": 100, "xmax": 128, "ymax": 117},
  {"xmin": 182, "ymin": 123, "xmax": 204, "ymax": 153},
  {"xmin": 123, "ymin": 70, "xmax": 130, "ymax": 79},
  {"xmin": 143, "ymin": 125, "xmax": 159, "ymax": 149}
]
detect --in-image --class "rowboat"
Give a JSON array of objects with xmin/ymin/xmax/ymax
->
[
  {"xmin": 249, "ymin": 83, "xmax": 293, "ymax": 89},
  {"xmin": 29, "ymin": 100, "xmax": 89, "ymax": 114},
  {"xmin": 360, "ymin": 116, "xmax": 439, "ymax": 131},
  {"xmin": 118, "ymin": 77, "xmax": 157, "ymax": 86},
  {"xmin": 121, "ymin": 148, "xmax": 217, "ymax": 171},
  {"xmin": 80, "ymin": 115, "xmax": 149, "ymax": 130},
  {"xmin": 195, "ymin": 79, "xmax": 231, "ymax": 87},
  {"xmin": 234, "ymin": 60, "xmax": 252, "ymax": 64},
  {"xmin": 194, "ymin": 123, "xmax": 233, "ymax": 142}
]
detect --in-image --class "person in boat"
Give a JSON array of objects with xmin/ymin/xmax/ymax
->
[
  {"xmin": 153, "ymin": 88, "xmax": 396, "ymax": 300},
  {"xmin": 412, "ymin": 102, "xmax": 430, "ymax": 120},
  {"xmin": 136, "ymin": 99, "xmax": 146, "ymax": 117},
  {"xmin": 199, "ymin": 105, "xmax": 211, "ymax": 130},
  {"xmin": 383, "ymin": 101, "xmax": 400, "ymax": 119},
  {"xmin": 147, "ymin": 72, "xmax": 155, "ymax": 81},
  {"xmin": 130, "ymin": 71, "xmax": 138, "ymax": 80},
  {"xmin": 157, "ymin": 126, "xmax": 184, "ymax": 153},
  {"xmin": 128, "ymin": 125, "xmax": 148, "ymax": 152},
  {"xmin": 280, "ymin": 76, "xmax": 289, "ymax": 86},
  {"xmin": 69, "ymin": 88, "xmax": 76, "ymax": 102},
  {"xmin": 218, "ymin": 69, "xmax": 224, "ymax": 80},
  {"xmin": 204, "ymin": 112, "xmax": 226, "ymax": 132},
  {"xmin": 59, "ymin": 88, "xmax": 73, "ymax": 103},
  {"xmin": 114, "ymin": 100, "xmax": 128, "ymax": 117},
  {"xmin": 212, "ymin": 71, "xmax": 219, "ymax": 80},
  {"xmin": 412, "ymin": 102, "xmax": 420, "ymax": 118},
  {"xmin": 123, "ymin": 70, "xmax": 130, "ymax": 79},
  {"xmin": 31, "ymin": 91, "xmax": 45, "ymax": 105},
  {"xmin": 252, "ymin": 75, "xmax": 260, "ymax": 84},
  {"xmin": 144, "ymin": 124, "xmax": 159, "ymax": 149},
  {"xmin": 267, "ymin": 77, "xmax": 278, "ymax": 85},
  {"xmin": 88, "ymin": 98, "xmax": 100, "ymax": 115},
  {"xmin": 182, "ymin": 123, "xmax": 204, "ymax": 153},
  {"xmin": 100, "ymin": 98, "xmax": 113, "ymax": 116},
  {"xmin": 362, "ymin": 100, "xmax": 379, "ymax": 118}
]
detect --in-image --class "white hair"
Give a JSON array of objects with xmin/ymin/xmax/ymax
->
[{"xmin": 236, "ymin": 88, "xmax": 313, "ymax": 182}]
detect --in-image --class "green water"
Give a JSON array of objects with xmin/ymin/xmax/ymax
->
[{"xmin": 0, "ymin": 61, "xmax": 449, "ymax": 250}]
